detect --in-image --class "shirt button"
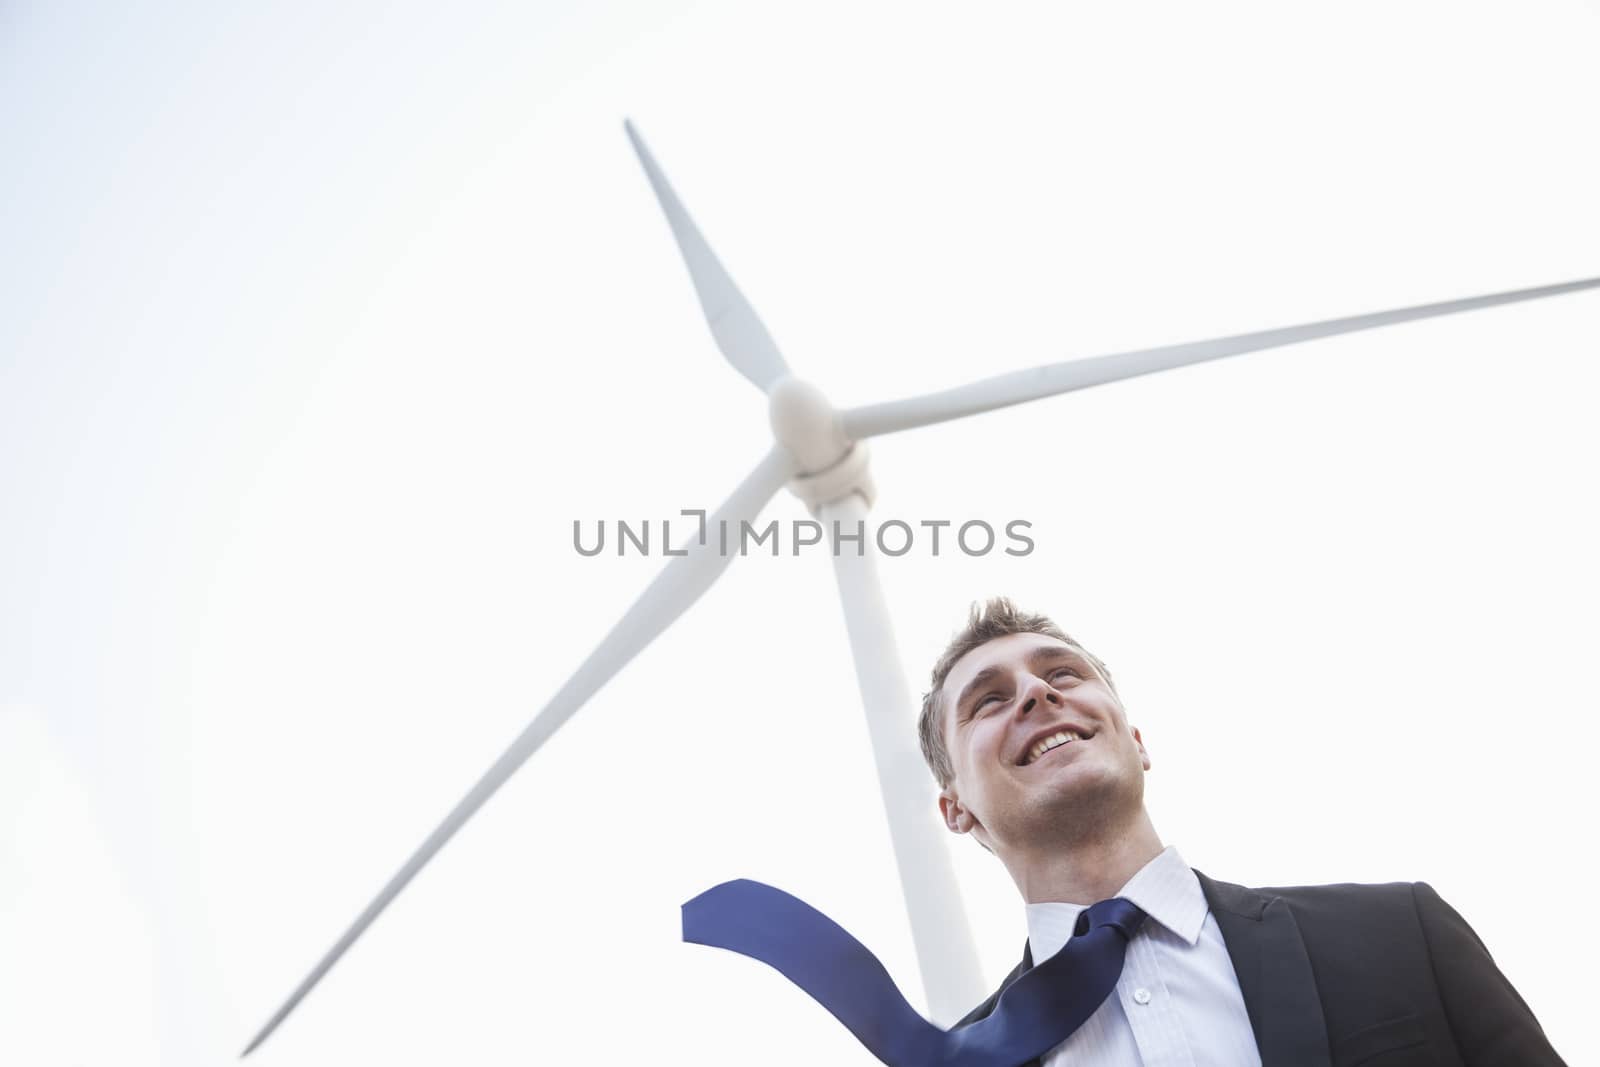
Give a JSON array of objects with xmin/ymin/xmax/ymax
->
[{"xmin": 1132, "ymin": 988, "xmax": 1152, "ymax": 1005}]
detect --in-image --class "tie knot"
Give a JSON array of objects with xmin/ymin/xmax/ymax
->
[{"xmin": 1072, "ymin": 896, "xmax": 1146, "ymax": 940}]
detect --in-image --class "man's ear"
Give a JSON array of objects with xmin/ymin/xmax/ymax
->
[
  {"xmin": 1132, "ymin": 725, "xmax": 1151, "ymax": 771},
  {"xmin": 939, "ymin": 787, "xmax": 979, "ymax": 835}
]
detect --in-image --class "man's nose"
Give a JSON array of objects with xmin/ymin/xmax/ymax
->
[{"xmin": 1018, "ymin": 676, "xmax": 1064, "ymax": 716}]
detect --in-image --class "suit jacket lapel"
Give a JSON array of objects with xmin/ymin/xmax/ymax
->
[{"xmin": 1194, "ymin": 869, "xmax": 1331, "ymax": 1067}]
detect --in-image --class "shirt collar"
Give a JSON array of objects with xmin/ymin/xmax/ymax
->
[{"xmin": 1024, "ymin": 845, "xmax": 1209, "ymax": 963}]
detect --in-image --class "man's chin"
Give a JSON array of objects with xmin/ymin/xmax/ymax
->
[{"xmin": 1028, "ymin": 772, "xmax": 1127, "ymax": 822}]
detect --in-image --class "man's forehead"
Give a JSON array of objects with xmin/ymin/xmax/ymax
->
[{"xmin": 943, "ymin": 631, "xmax": 1085, "ymax": 695}]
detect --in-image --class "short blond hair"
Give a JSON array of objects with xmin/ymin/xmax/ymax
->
[{"xmin": 917, "ymin": 597, "xmax": 1112, "ymax": 788}]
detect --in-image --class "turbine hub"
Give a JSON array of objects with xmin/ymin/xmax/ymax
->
[
  {"xmin": 767, "ymin": 376, "xmax": 849, "ymax": 472},
  {"xmin": 767, "ymin": 376, "xmax": 874, "ymax": 513}
]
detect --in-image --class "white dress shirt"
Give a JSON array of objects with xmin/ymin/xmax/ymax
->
[{"xmin": 1025, "ymin": 847, "xmax": 1262, "ymax": 1067}]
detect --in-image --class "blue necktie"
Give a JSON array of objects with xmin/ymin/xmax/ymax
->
[{"xmin": 683, "ymin": 879, "xmax": 1146, "ymax": 1067}]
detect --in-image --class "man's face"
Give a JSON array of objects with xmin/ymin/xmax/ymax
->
[{"xmin": 937, "ymin": 632, "xmax": 1150, "ymax": 852}]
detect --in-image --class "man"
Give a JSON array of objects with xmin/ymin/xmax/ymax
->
[{"xmin": 919, "ymin": 597, "xmax": 1564, "ymax": 1067}]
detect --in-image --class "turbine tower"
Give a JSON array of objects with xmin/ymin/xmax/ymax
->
[{"xmin": 243, "ymin": 121, "xmax": 1600, "ymax": 1055}]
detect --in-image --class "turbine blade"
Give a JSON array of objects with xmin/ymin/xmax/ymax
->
[
  {"xmin": 625, "ymin": 119, "xmax": 791, "ymax": 392},
  {"xmin": 840, "ymin": 275, "xmax": 1600, "ymax": 439},
  {"xmin": 242, "ymin": 445, "xmax": 797, "ymax": 1057}
]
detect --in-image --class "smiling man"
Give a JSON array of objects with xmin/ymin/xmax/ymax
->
[{"xmin": 921, "ymin": 597, "xmax": 1565, "ymax": 1067}]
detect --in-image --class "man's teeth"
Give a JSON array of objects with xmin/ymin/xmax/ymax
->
[{"xmin": 1026, "ymin": 730, "xmax": 1081, "ymax": 764}]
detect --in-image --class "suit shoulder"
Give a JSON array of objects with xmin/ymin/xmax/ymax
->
[
  {"xmin": 1253, "ymin": 879, "xmax": 1418, "ymax": 919},
  {"xmin": 1198, "ymin": 868, "xmax": 1425, "ymax": 935},
  {"xmin": 1230, "ymin": 879, "xmax": 1442, "ymax": 954},
  {"xmin": 1201, "ymin": 867, "xmax": 1418, "ymax": 916},
  {"xmin": 1252, "ymin": 879, "xmax": 1418, "ymax": 903}
]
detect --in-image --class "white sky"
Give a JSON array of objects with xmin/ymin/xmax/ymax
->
[{"xmin": 3, "ymin": 2, "xmax": 1598, "ymax": 1064}]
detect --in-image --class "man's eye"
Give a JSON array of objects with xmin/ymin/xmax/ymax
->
[
  {"xmin": 1051, "ymin": 667, "xmax": 1078, "ymax": 681},
  {"xmin": 975, "ymin": 694, "xmax": 1001, "ymax": 713}
]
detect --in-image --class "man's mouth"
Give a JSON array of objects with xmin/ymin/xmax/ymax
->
[{"xmin": 1020, "ymin": 728, "xmax": 1091, "ymax": 766}]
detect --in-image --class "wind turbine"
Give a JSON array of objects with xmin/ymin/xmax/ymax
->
[{"xmin": 244, "ymin": 121, "xmax": 1600, "ymax": 1054}]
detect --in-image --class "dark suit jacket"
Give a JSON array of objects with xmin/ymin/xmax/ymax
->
[{"xmin": 956, "ymin": 872, "xmax": 1565, "ymax": 1067}]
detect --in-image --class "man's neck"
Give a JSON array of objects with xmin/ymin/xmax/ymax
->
[{"xmin": 1006, "ymin": 809, "xmax": 1165, "ymax": 904}]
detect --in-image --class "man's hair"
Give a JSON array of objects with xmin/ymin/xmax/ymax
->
[{"xmin": 917, "ymin": 597, "xmax": 1113, "ymax": 789}]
